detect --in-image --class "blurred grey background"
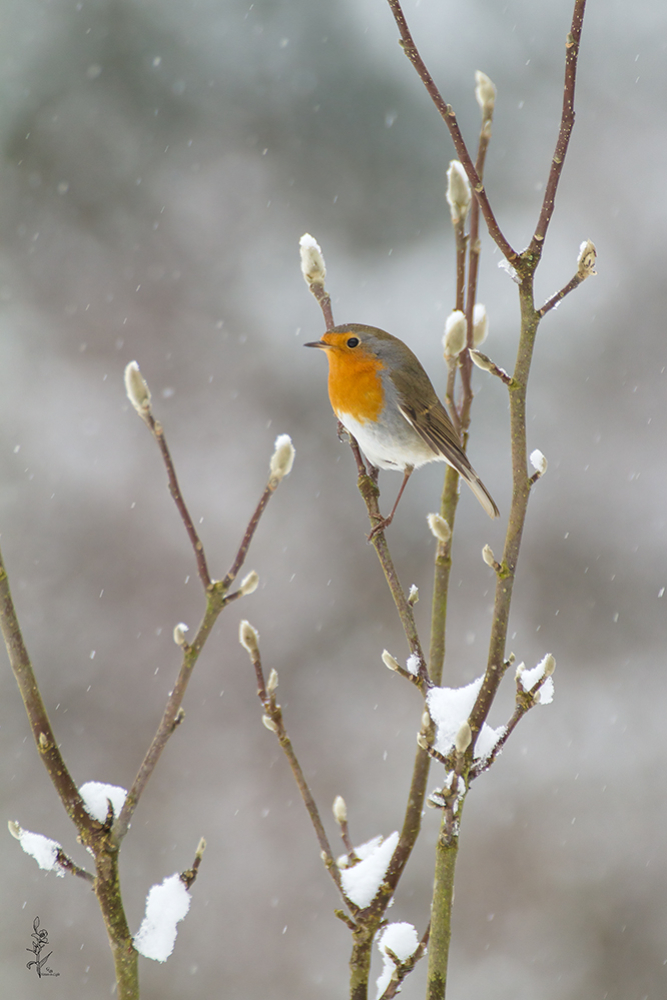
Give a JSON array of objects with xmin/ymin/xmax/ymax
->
[{"xmin": 1, "ymin": 0, "xmax": 665, "ymax": 997}]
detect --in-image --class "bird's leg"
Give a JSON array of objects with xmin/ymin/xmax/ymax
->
[{"xmin": 367, "ymin": 466, "xmax": 413, "ymax": 541}]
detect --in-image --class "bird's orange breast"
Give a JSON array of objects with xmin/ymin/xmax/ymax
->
[{"xmin": 325, "ymin": 349, "xmax": 385, "ymax": 424}]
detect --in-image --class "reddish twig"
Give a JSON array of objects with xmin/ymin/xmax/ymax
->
[
  {"xmin": 528, "ymin": 0, "xmax": 588, "ymax": 257},
  {"xmin": 386, "ymin": 0, "xmax": 517, "ymax": 264},
  {"xmin": 145, "ymin": 413, "xmax": 211, "ymax": 589}
]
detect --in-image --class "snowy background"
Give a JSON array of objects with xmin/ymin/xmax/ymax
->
[{"xmin": 1, "ymin": 0, "xmax": 666, "ymax": 997}]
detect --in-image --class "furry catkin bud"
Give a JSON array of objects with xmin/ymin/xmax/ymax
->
[
  {"xmin": 455, "ymin": 721, "xmax": 472, "ymax": 754},
  {"xmin": 267, "ymin": 668, "xmax": 279, "ymax": 694},
  {"xmin": 482, "ymin": 544, "xmax": 496, "ymax": 567},
  {"xmin": 239, "ymin": 620, "xmax": 259, "ymax": 655},
  {"xmin": 333, "ymin": 795, "xmax": 347, "ymax": 825},
  {"xmin": 530, "ymin": 450, "xmax": 548, "ymax": 476},
  {"xmin": 427, "ymin": 512, "xmax": 452, "ymax": 544},
  {"xmin": 542, "ymin": 653, "xmax": 556, "ymax": 676},
  {"xmin": 475, "ymin": 71, "xmax": 496, "ymax": 119},
  {"xmin": 446, "ymin": 161, "xmax": 471, "ymax": 225},
  {"xmin": 239, "ymin": 570, "xmax": 259, "ymax": 596},
  {"xmin": 382, "ymin": 649, "xmax": 400, "ymax": 672},
  {"xmin": 299, "ymin": 233, "xmax": 327, "ymax": 286},
  {"xmin": 408, "ymin": 584, "xmax": 419, "ymax": 606},
  {"xmin": 472, "ymin": 303, "xmax": 488, "ymax": 347},
  {"xmin": 269, "ymin": 434, "xmax": 295, "ymax": 484},
  {"xmin": 417, "ymin": 733, "xmax": 430, "ymax": 751},
  {"xmin": 577, "ymin": 240, "xmax": 597, "ymax": 279},
  {"xmin": 124, "ymin": 361, "xmax": 152, "ymax": 416},
  {"xmin": 443, "ymin": 310, "xmax": 467, "ymax": 357},
  {"xmin": 173, "ymin": 623, "xmax": 189, "ymax": 646},
  {"xmin": 262, "ymin": 714, "xmax": 278, "ymax": 732},
  {"xmin": 469, "ymin": 349, "xmax": 494, "ymax": 372},
  {"xmin": 8, "ymin": 820, "xmax": 21, "ymax": 840},
  {"xmin": 195, "ymin": 837, "xmax": 207, "ymax": 859}
]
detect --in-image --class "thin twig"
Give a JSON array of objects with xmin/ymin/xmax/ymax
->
[
  {"xmin": 386, "ymin": 0, "xmax": 517, "ymax": 263},
  {"xmin": 55, "ymin": 849, "xmax": 95, "ymax": 883},
  {"xmin": 221, "ymin": 483, "xmax": 274, "ymax": 590},
  {"xmin": 114, "ymin": 470, "xmax": 282, "ymax": 844},
  {"xmin": 245, "ymin": 641, "xmax": 347, "ymax": 899},
  {"xmin": 180, "ymin": 836, "xmax": 206, "ymax": 889},
  {"xmin": 528, "ymin": 0, "xmax": 588, "ymax": 256},
  {"xmin": 469, "ymin": 4, "xmax": 588, "ymax": 740},
  {"xmin": 459, "ymin": 108, "xmax": 493, "ymax": 425},
  {"xmin": 470, "ymin": 668, "xmax": 555, "ymax": 778},
  {"xmin": 146, "ymin": 414, "xmax": 211, "ymax": 590},
  {"xmin": 308, "ymin": 282, "xmax": 334, "ymax": 329},
  {"xmin": 537, "ymin": 270, "xmax": 587, "ymax": 317},
  {"xmin": 379, "ymin": 922, "xmax": 431, "ymax": 1000},
  {"xmin": 0, "ymin": 545, "xmax": 95, "ymax": 836}
]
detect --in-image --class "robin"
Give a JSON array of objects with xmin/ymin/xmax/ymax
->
[{"xmin": 305, "ymin": 323, "xmax": 499, "ymax": 534}]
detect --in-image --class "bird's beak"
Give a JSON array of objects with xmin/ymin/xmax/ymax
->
[{"xmin": 303, "ymin": 340, "xmax": 327, "ymax": 349}]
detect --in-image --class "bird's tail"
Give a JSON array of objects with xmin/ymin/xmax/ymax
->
[{"xmin": 461, "ymin": 467, "xmax": 499, "ymax": 519}]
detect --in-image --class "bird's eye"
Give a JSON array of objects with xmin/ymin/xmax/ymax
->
[{"xmin": 346, "ymin": 336, "xmax": 360, "ymax": 348}]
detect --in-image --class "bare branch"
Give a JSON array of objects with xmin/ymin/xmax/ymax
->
[
  {"xmin": 145, "ymin": 412, "xmax": 212, "ymax": 590},
  {"xmin": 378, "ymin": 923, "xmax": 431, "ymax": 1000},
  {"xmin": 528, "ymin": 0, "xmax": 588, "ymax": 256},
  {"xmin": 240, "ymin": 633, "xmax": 348, "ymax": 901},
  {"xmin": 386, "ymin": 0, "xmax": 518, "ymax": 263},
  {"xmin": 0, "ymin": 545, "xmax": 95, "ymax": 835},
  {"xmin": 55, "ymin": 848, "xmax": 95, "ymax": 883}
]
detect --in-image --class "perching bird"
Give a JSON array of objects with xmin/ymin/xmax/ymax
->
[{"xmin": 305, "ymin": 323, "xmax": 498, "ymax": 532}]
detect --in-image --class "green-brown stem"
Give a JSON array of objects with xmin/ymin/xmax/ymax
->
[
  {"xmin": 426, "ymin": 801, "xmax": 463, "ymax": 999},
  {"xmin": 386, "ymin": 0, "xmax": 518, "ymax": 264},
  {"xmin": 469, "ymin": 281, "xmax": 539, "ymax": 738},
  {"xmin": 95, "ymin": 844, "xmax": 139, "ymax": 1000}
]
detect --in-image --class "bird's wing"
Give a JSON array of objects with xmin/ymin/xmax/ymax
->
[{"xmin": 396, "ymin": 389, "xmax": 500, "ymax": 520}]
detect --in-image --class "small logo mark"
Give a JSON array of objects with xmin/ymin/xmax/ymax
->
[{"xmin": 26, "ymin": 917, "xmax": 60, "ymax": 978}]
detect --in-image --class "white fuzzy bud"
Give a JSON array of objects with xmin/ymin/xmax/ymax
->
[
  {"xmin": 417, "ymin": 733, "xmax": 430, "ymax": 751},
  {"xmin": 577, "ymin": 239, "xmax": 597, "ymax": 279},
  {"xmin": 195, "ymin": 837, "xmax": 207, "ymax": 859},
  {"xmin": 124, "ymin": 361, "xmax": 152, "ymax": 416},
  {"xmin": 239, "ymin": 570, "xmax": 259, "ymax": 596},
  {"xmin": 469, "ymin": 349, "xmax": 494, "ymax": 372},
  {"xmin": 446, "ymin": 161, "xmax": 471, "ymax": 225},
  {"xmin": 262, "ymin": 714, "xmax": 278, "ymax": 732},
  {"xmin": 8, "ymin": 819, "xmax": 21, "ymax": 840},
  {"xmin": 382, "ymin": 649, "xmax": 400, "ymax": 672},
  {"xmin": 427, "ymin": 512, "xmax": 452, "ymax": 544},
  {"xmin": 267, "ymin": 668, "xmax": 279, "ymax": 694},
  {"xmin": 173, "ymin": 622, "xmax": 189, "ymax": 646},
  {"xmin": 269, "ymin": 434, "xmax": 295, "ymax": 484},
  {"xmin": 408, "ymin": 584, "xmax": 419, "ymax": 606},
  {"xmin": 514, "ymin": 661, "xmax": 526, "ymax": 680},
  {"xmin": 482, "ymin": 543, "xmax": 496, "ymax": 568},
  {"xmin": 299, "ymin": 233, "xmax": 327, "ymax": 286},
  {"xmin": 443, "ymin": 310, "xmax": 467, "ymax": 357},
  {"xmin": 475, "ymin": 71, "xmax": 496, "ymax": 119},
  {"xmin": 455, "ymin": 720, "xmax": 472, "ymax": 754},
  {"xmin": 530, "ymin": 450, "xmax": 547, "ymax": 476},
  {"xmin": 421, "ymin": 710, "xmax": 431, "ymax": 731},
  {"xmin": 472, "ymin": 303, "xmax": 488, "ymax": 347},
  {"xmin": 239, "ymin": 620, "xmax": 259, "ymax": 655},
  {"xmin": 333, "ymin": 795, "xmax": 347, "ymax": 825},
  {"xmin": 542, "ymin": 653, "xmax": 556, "ymax": 677}
]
